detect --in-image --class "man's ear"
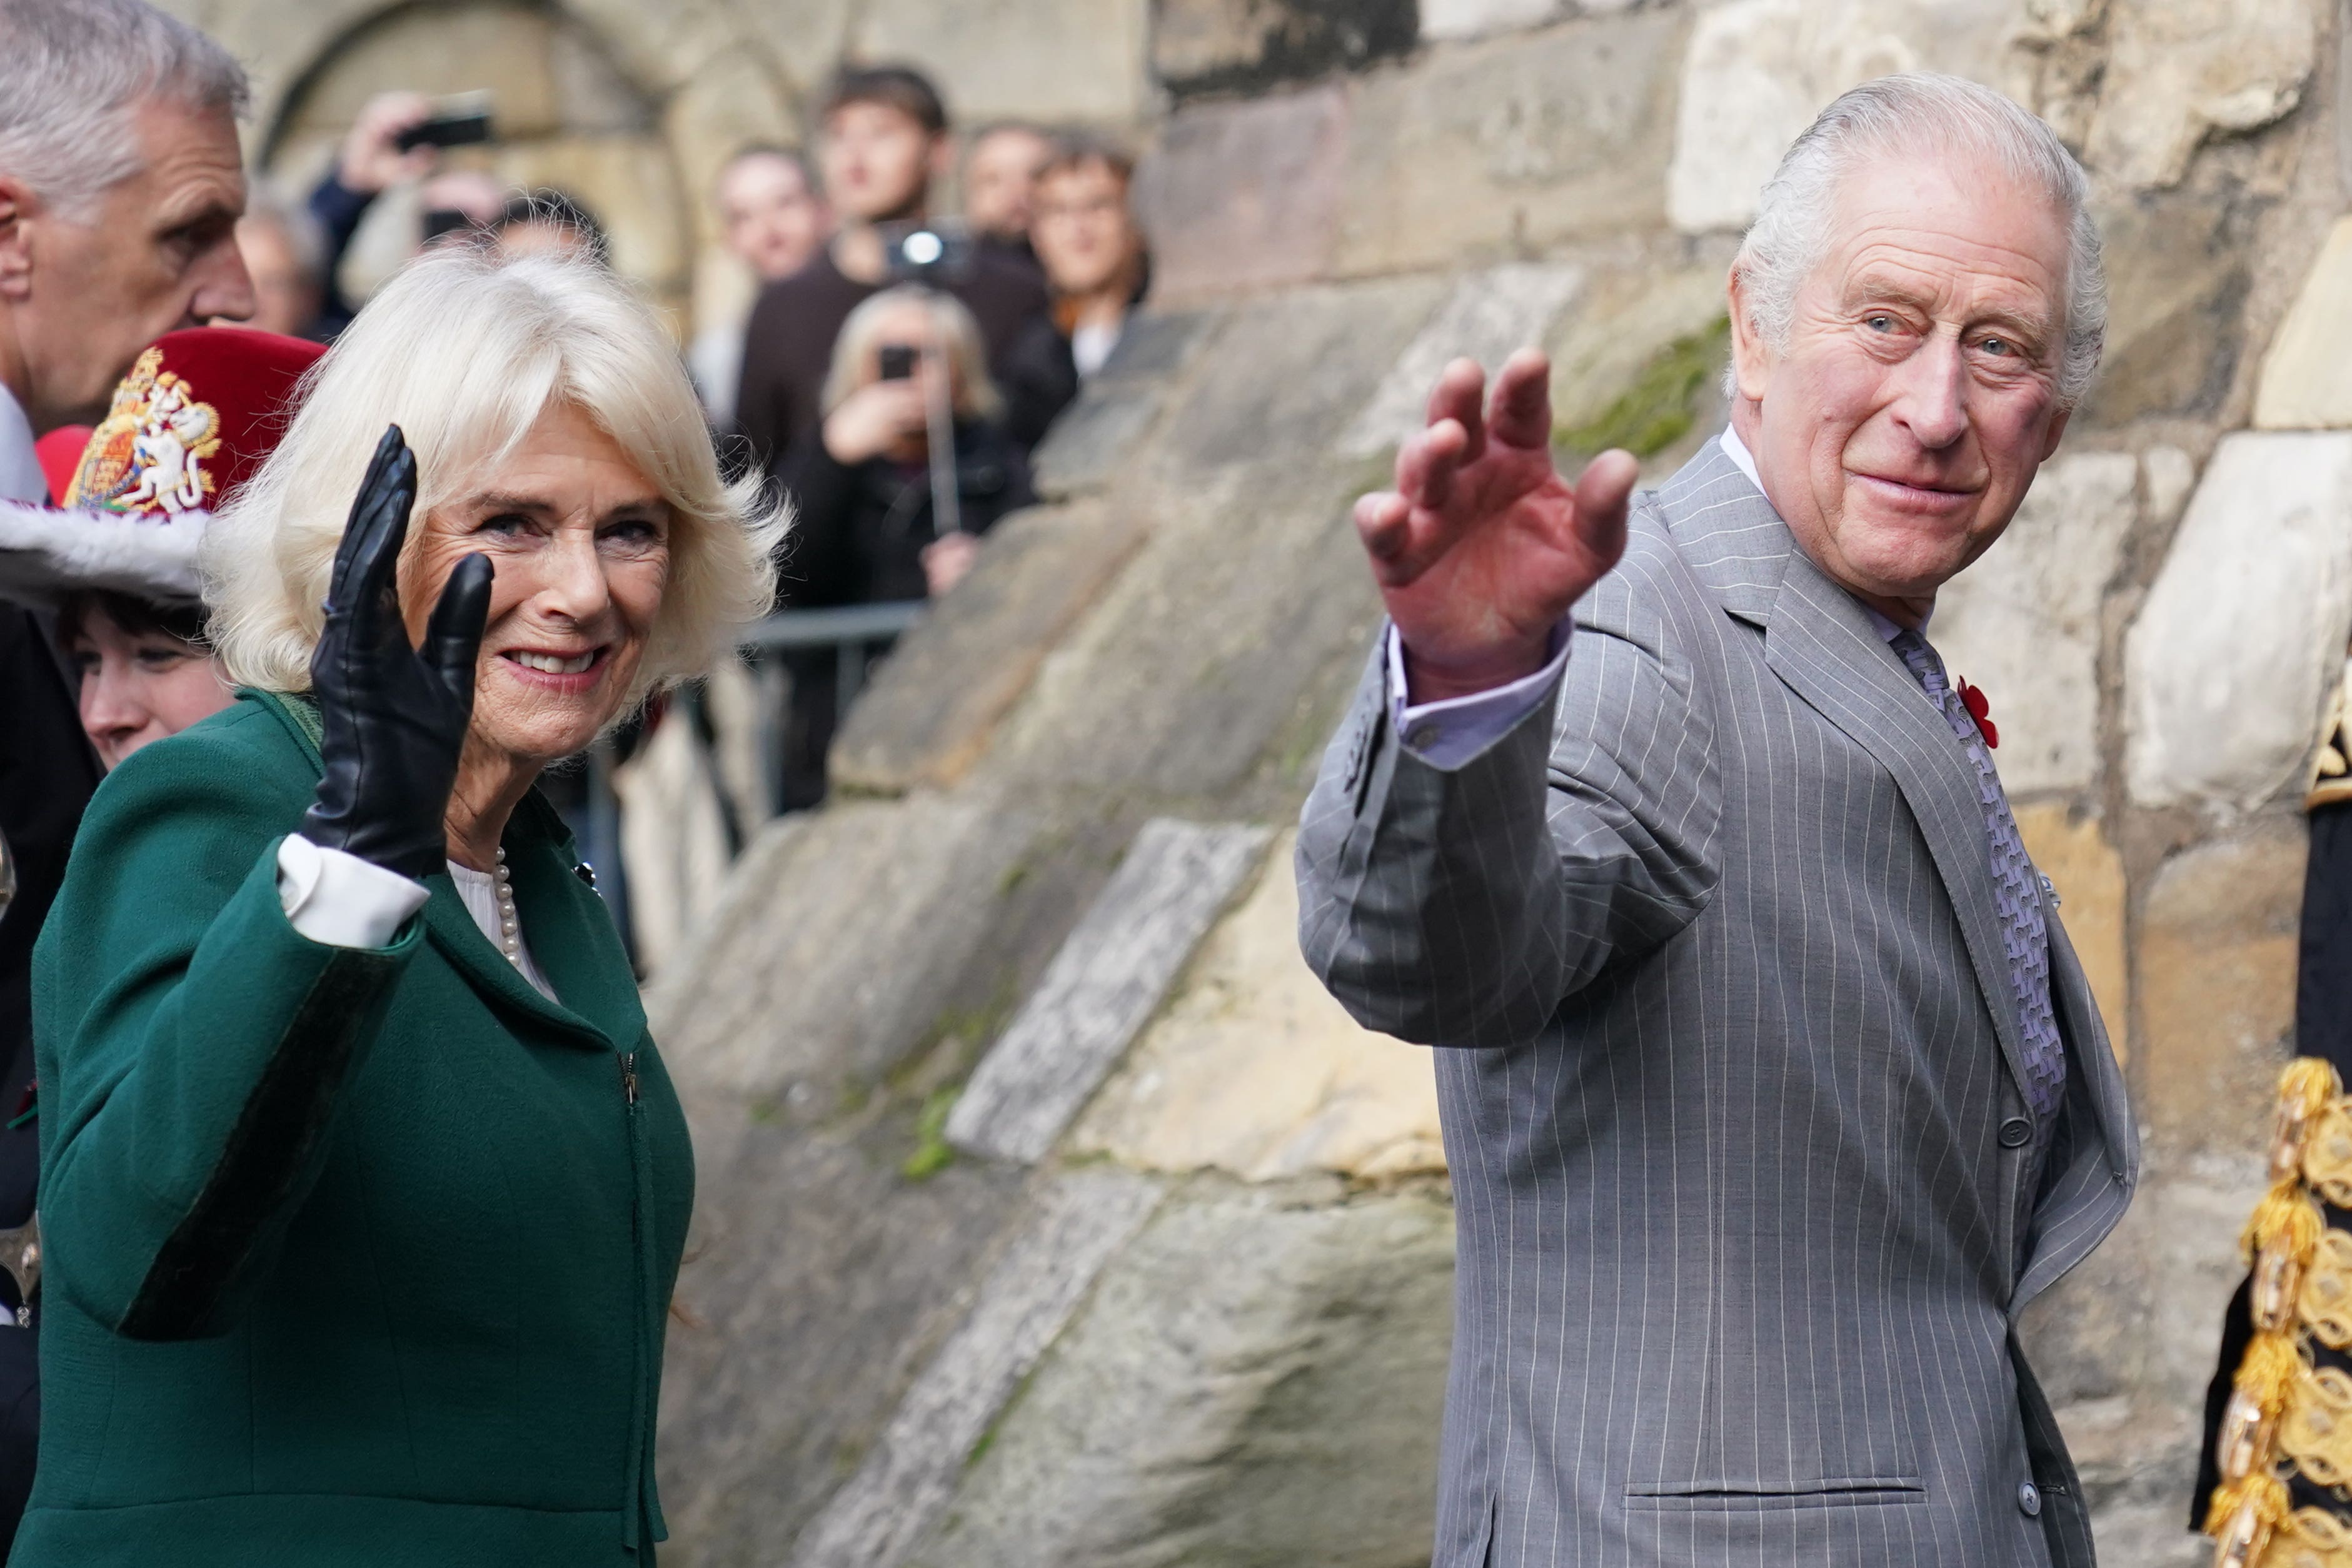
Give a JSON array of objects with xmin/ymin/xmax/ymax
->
[
  {"xmin": 0, "ymin": 176, "xmax": 31, "ymax": 301},
  {"xmin": 1725, "ymin": 266, "xmax": 1772, "ymax": 405},
  {"xmin": 2039, "ymin": 405, "xmax": 2073, "ymax": 462}
]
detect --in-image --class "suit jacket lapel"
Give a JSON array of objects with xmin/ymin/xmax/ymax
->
[{"xmin": 1657, "ymin": 441, "xmax": 2035, "ymax": 1101}]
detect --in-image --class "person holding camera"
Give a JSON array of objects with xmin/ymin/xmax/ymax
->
[
  {"xmin": 731, "ymin": 66, "xmax": 1053, "ymax": 475},
  {"xmin": 302, "ymin": 92, "xmax": 506, "ymax": 340},
  {"xmin": 768, "ymin": 286, "xmax": 1033, "ymax": 809}
]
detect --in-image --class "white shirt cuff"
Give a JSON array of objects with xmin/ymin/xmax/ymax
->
[
  {"xmin": 275, "ymin": 835, "xmax": 429, "ymax": 949},
  {"xmin": 1386, "ymin": 618, "xmax": 1574, "ymax": 770}
]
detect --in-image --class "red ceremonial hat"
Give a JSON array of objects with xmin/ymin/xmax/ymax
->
[
  {"xmin": 33, "ymin": 425, "xmax": 91, "ymax": 505},
  {"xmin": 0, "ymin": 325, "xmax": 326, "ymax": 607}
]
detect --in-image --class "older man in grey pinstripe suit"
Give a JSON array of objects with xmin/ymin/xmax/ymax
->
[{"xmin": 1298, "ymin": 74, "xmax": 2135, "ymax": 1568}]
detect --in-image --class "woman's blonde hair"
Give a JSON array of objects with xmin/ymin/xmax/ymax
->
[
  {"xmin": 819, "ymin": 284, "xmax": 1003, "ymax": 423},
  {"xmin": 204, "ymin": 247, "xmax": 786, "ymax": 708}
]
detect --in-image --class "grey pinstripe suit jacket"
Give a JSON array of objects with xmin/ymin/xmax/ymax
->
[{"xmin": 1297, "ymin": 439, "xmax": 2137, "ymax": 1568}]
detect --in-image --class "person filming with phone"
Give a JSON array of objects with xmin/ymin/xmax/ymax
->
[{"xmin": 767, "ymin": 286, "xmax": 1032, "ymax": 808}]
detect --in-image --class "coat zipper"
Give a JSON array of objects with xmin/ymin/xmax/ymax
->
[{"xmin": 618, "ymin": 1050, "xmax": 656, "ymax": 1553}]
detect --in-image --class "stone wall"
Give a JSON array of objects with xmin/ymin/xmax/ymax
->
[{"xmin": 160, "ymin": 0, "xmax": 2352, "ymax": 1563}]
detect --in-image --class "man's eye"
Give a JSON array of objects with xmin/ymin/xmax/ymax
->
[
  {"xmin": 1981, "ymin": 336, "xmax": 2013, "ymax": 356},
  {"xmin": 1865, "ymin": 314, "xmax": 1896, "ymax": 332}
]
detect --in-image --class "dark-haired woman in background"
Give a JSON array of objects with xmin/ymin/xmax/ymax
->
[{"xmin": 58, "ymin": 591, "xmax": 229, "ymax": 769}]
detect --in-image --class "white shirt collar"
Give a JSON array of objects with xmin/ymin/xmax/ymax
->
[
  {"xmin": 1717, "ymin": 421, "xmax": 1764, "ymax": 498},
  {"xmin": 1713, "ymin": 422, "xmax": 1920, "ymax": 643},
  {"xmin": 0, "ymin": 382, "xmax": 41, "ymax": 504}
]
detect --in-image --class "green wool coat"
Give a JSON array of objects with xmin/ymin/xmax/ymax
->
[{"xmin": 19, "ymin": 690, "xmax": 693, "ymax": 1566}]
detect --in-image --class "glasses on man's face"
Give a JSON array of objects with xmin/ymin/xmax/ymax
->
[{"xmin": 1038, "ymin": 195, "xmax": 1123, "ymax": 223}]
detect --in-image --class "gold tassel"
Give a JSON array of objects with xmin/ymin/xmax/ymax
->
[{"xmin": 2246, "ymin": 1189, "xmax": 2326, "ymax": 1270}]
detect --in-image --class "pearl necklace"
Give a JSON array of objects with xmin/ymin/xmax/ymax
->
[{"xmin": 493, "ymin": 847, "xmax": 521, "ymax": 968}]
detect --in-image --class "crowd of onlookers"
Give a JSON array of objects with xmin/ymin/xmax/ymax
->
[{"xmin": 226, "ymin": 65, "xmax": 1150, "ymax": 827}]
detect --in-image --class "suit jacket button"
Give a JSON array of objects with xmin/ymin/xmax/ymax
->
[
  {"xmin": 2018, "ymin": 1480, "xmax": 2042, "ymax": 1517},
  {"xmin": 1998, "ymin": 1117, "xmax": 2033, "ymax": 1148}
]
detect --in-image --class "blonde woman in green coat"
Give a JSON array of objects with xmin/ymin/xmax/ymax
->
[{"xmin": 23, "ymin": 247, "xmax": 783, "ymax": 1565}]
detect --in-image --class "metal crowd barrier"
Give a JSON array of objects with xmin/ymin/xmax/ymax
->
[{"xmin": 579, "ymin": 601, "xmax": 928, "ymax": 952}]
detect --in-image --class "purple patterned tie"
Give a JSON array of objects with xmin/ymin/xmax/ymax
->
[{"xmin": 1887, "ymin": 630, "xmax": 2067, "ymax": 1181}]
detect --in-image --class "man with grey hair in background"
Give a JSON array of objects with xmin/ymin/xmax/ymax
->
[
  {"xmin": 0, "ymin": 0, "xmax": 251, "ymax": 1551},
  {"xmin": 1299, "ymin": 73, "xmax": 2133, "ymax": 1568}
]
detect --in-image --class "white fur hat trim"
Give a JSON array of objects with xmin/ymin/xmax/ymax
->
[{"xmin": 0, "ymin": 497, "xmax": 206, "ymax": 608}]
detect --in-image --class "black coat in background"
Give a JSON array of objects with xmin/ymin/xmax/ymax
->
[
  {"xmin": 0, "ymin": 603, "xmax": 100, "ymax": 1554},
  {"xmin": 766, "ymin": 421, "xmax": 1035, "ymax": 809},
  {"xmin": 732, "ymin": 248, "xmax": 1053, "ymax": 476}
]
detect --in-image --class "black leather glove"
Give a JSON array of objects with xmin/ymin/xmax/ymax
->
[{"xmin": 299, "ymin": 426, "xmax": 494, "ymax": 881}]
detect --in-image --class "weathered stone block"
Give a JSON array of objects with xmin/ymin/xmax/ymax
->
[
  {"xmin": 977, "ymin": 460, "xmax": 1386, "ymax": 799},
  {"xmin": 831, "ymin": 502, "xmax": 1154, "ymax": 794},
  {"xmin": 948, "ymin": 820, "xmax": 1273, "ymax": 1164},
  {"xmin": 2080, "ymin": 191, "xmax": 2248, "ymax": 426},
  {"xmin": 788, "ymin": 1170, "xmax": 1165, "ymax": 1568},
  {"xmin": 1150, "ymin": 0, "xmax": 1415, "ymax": 100},
  {"xmin": 2136, "ymin": 825, "xmax": 2305, "ymax": 1158},
  {"xmin": 1333, "ymin": 11, "xmax": 1686, "ymax": 275},
  {"xmin": 1665, "ymin": 0, "xmax": 2032, "ymax": 233},
  {"xmin": 2084, "ymin": 0, "xmax": 2318, "ymax": 190},
  {"xmin": 2125, "ymin": 431, "xmax": 2352, "ymax": 811},
  {"xmin": 849, "ymin": 0, "xmax": 1150, "ymax": 124},
  {"xmin": 656, "ymin": 1129, "xmax": 1034, "ymax": 1568},
  {"xmin": 1072, "ymin": 831, "xmax": 1446, "ymax": 1180},
  {"xmin": 1133, "ymin": 86, "xmax": 1350, "ymax": 303},
  {"xmin": 1032, "ymin": 311, "xmax": 1225, "ymax": 500},
  {"xmin": 904, "ymin": 1182, "xmax": 1456, "ymax": 1568},
  {"xmin": 2012, "ymin": 804, "xmax": 2129, "ymax": 1060},
  {"xmin": 2255, "ymin": 216, "xmax": 2352, "ymax": 430},
  {"xmin": 1339, "ymin": 263, "xmax": 1585, "ymax": 456},
  {"xmin": 645, "ymin": 793, "xmax": 1045, "ymax": 1099},
  {"xmin": 1932, "ymin": 450, "xmax": 2137, "ymax": 797},
  {"xmin": 1154, "ymin": 277, "xmax": 1448, "ymax": 473},
  {"xmin": 1420, "ymin": 0, "xmax": 1560, "ymax": 43}
]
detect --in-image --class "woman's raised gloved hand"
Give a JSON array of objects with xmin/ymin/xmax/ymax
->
[{"xmin": 298, "ymin": 426, "xmax": 493, "ymax": 881}]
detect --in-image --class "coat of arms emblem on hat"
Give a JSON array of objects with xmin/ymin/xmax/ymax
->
[{"xmin": 63, "ymin": 346, "xmax": 224, "ymax": 518}]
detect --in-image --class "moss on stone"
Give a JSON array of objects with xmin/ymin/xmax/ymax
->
[
  {"xmin": 902, "ymin": 1087, "xmax": 963, "ymax": 1180},
  {"xmin": 1558, "ymin": 314, "xmax": 1731, "ymax": 459}
]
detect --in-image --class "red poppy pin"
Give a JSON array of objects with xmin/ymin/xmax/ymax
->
[{"xmin": 1957, "ymin": 678, "xmax": 1998, "ymax": 750}]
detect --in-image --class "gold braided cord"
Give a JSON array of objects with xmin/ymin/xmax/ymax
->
[
  {"xmin": 2272, "ymin": 1507, "xmax": 2352, "ymax": 1568},
  {"xmin": 2207, "ymin": 1060, "xmax": 2352, "ymax": 1567}
]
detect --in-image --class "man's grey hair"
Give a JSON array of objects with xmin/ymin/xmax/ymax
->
[
  {"xmin": 0, "ymin": 0, "xmax": 248, "ymax": 221},
  {"xmin": 1731, "ymin": 73, "xmax": 2106, "ymax": 408}
]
